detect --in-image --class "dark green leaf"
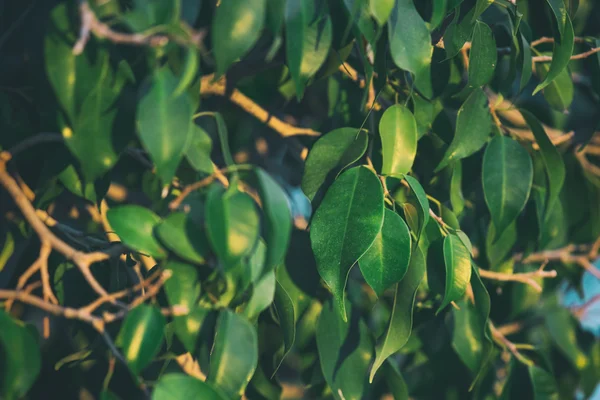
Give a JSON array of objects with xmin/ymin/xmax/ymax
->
[
  {"xmin": 379, "ymin": 105, "xmax": 418, "ymax": 177},
  {"xmin": 404, "ymin": 175, "xmax": 430, "ymax": 243},
  {"xmin": 273, "ymin": 281, "xmax": 296, "ymax": 372},
  {"xmin": 519, "ymin": 32, "xmax": 533, "ymax": 91},
  {"xmin": 545, "ymin": 308, "xmax": 588, "ymax": 369},
  {"xmin": 443, "ymin": 9, "xmax": 475, "ymax": 59},
  {"xmin": 482, "ymin": 136, "xmax": 533, "ymax": 238},
  {"xmin": 155, "ymin": 212, "xmax": 209, "ymax": 263},
  {"xmin": 359, "ymin": 209, "xmax": 412, "ymax": 296},
  {"xmin": 310, "ymin": 166, "xmax": 384, "ymax": 320},
  {"xmin": 212, "ymin": 0, "xmax": 266, "ymax": 75},
  {"xmin": 438, "ymin": 233, "xmax": 472, "ymax": 313},
  {"xmin": 472, "ymin": 0, "xmax": 494, "ymax": 21},
  {"xmin": 429, "ymin": 0, "xmax": 448, "ymax": 31},
  {"xmin": 119, "ymin": 305, "xmax": 166, "ymax": 374},
  {"xmin": 468, "ymin": 21, "xmax": 497, "ymax": 88},
  {"xmin": 486, "ymin": 221, "xmax": 517, "ymax": 268},
  {"xmin": 536, "ymin": 63, "xmax": 573, "ymax": 111},
  {"xmin": 528, "ymin": 366, "xmax": 559, "ymax": 400},
  {"xmin": 450, "ymin": 161, "xmax": 465, "ymax": 216},
  {"xmin": 153, "ymin": 374, "xmax": 227, "ymax": 400},
  {"xmin": 107, "ymin": 205, "xmax": 166, "ymax": 259},
  {"xmin": 209, "ymin": 311, "xmax": 258, "ymax": 397},
  {"xmin": 369, "ymin": 246, "xmax": 425, "ymax": 382}
]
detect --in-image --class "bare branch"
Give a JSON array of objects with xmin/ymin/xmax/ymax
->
[
  {"xmin": 515, "ymin": 243, "xmax": 600, "ymax": 279},
  {"xmin": 478, "ymin": 265, "xmax": 557, "ymax": 292}
]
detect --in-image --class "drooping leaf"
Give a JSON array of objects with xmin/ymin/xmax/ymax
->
[
  {"xmin": 482, "ymin": 136, "xmax": 533, "ymax": 239},
  {"xmin": 359, "ymin": 209, "xmax": 412, "ymax": 296},
  {"xmin": 138, "ymin": 67, "xmax": 194, "ymax": 183},
  {"xmin": 468, "ymin": 21, "xmax": 497, "ymax": 88},
  {"xmin": 212, "ymin": 0, "xmax": 266, "ymax": 75},
  {"xmin": 208, "ymin": 311, "xmax": 258, "ymax": 398},
  {"xmin": 118, "ymin": 305, "xmax": 166, "ymax": 375},
  {"xmin": 438, "ymin": 233, "xmax": 472, "ymax": 313},
  {"xmin": 153, "ymin": 374, "xmax": 228, "ymax": 400},
  {"xmin": 388, "ymin": 0, "xmax": 433, "ymax": 96},
  {"xmin": 436, "ymin": 89, "xmax": 492, "ymax": 171},
  {"xmin": 310, "ymin": 166, "xmax": 384, "ymax": 320},
  {"xmin": 369, "ymin": 246, "xmax": 425, "ymax": 382},
  {"xmin": 273, "ymin": 281, "xmax": 296, "ymax": 372},
  {"xmin": 0, "ymin": 310, "xmax": 41, "ymax": 400},
  {"xmin": 317, "ymin": 300, "xmax": 373, "ymax": 400},
  {"xmin": 302, "ymin": 128, "xmax": 368, "ymax": 201},
  {"xmin": 155, "ymin": 212, "xmax": 209, "ymax": 263},
  {"xmin": 379, "ymin": 105, "xmax": 418, "ymax": 177},
  {"xmin": 107, "ymin": 205, "xmax": 166, "ymax": 259}
]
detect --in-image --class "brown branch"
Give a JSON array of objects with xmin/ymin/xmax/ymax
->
[
  {"xmin": 490, "ymin": 321, "xmax": 533, "ymax": 366},
  {"xmin": 530, "ymin": 36, "xmax": 587, "ymax": 47},
  {"xmin": 532, "ymin": 46, "xmax": 600, "ymax": 63},
  {"xmin": 169, "ymin": 169, "xmax": 227, "ymax": 210},
  {"xmin": 515, "ymin": 244, "xmax": 600, "ymax": 280},
  {"xmin": 478, "ymin": 265, "xmax": 557, "ymax": 292}
]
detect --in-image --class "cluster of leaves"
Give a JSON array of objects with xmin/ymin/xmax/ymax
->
[{"xmin": 1, "ymin": 0, "xmax": 600, "ymax": 399}]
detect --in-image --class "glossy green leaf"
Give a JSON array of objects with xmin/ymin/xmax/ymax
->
[
  {"xmin": 273, "ymin": 281, "xmax": 296, "ymax": 372},
  {"xmin": 119, "ymin": 305, "xmax": 166, "ymax": 374},
  {"xmin": 369, "ymin": 0, "xmax": 394, "ymax": 25},
  {"xmin": 0, "ymin": 310, "xmax": 41, "ymax": 400},
  {"xmin": 369, "ymin": 246, "xmax": 425, "ymax": 382},
  {"xmin": 205, "ymin": 186, "xmax": 260, "ymax": 267},
  {"xmin": 138, "ymin": 67, "xmax": 194, "ymax": 183},
  {"xmin": 58, "ymin": 164, "xmax": 97, "ymax": 203},
  {"xmin": 310, "ymin": 166, "xmax": 384, "ymax": 320},
  {"xmin": 533, "ymin": 9, "xmax": 574, "ymax": 94},
  {"xmin": 468, "ymin": 21, "xmax": 497, "ymax": 88},
  {"xmin": 443, "ymin": 9, "xmax": 475, "ymax": 59},
  {"xmin": 404, "ymin": 175, "xmax": 430, "ymax": 243},
  {"xmin": 209, "ymin": 311, "xmax": 258, "ymax": 397},
  {"xmin": 528, "ymin": 366, "xmax": 559, "ymax": 400},
  {"xmin": 317, "ymin": 300, "xmax": 373, "ymax": 400},
  {"xmin": 436, "ymin": 89, "xmax": 492, "ymax": 171},
  {"xmin": 285, "ymin": 2, "xmax": 332, "ymax": 99},
  {"xmin": 359, "ymin": 209, "xmax": 412, "ymax": 296},
  {"xmin": 254, "ymin": 168, "xmax": 292, "ymax": 272},
  {"xmin": 153, "ymin": 374, "xmax": 228, "ymax": 400},
  {"xmin": 546, "ymin": 0, "xmax": 567, "ymax": 39},
  {"xmin": 520, "ymin": 110, "xmax": 565, "ymax": 224},
  {"xmin": 107, "ymin": 205, "xmax": 166, "ymax": 259},
  {"xmin": 243, "ymin": 272, "xmax": 276, "ymax": 320},
  {"xmin": 155, "ymin": 212, "xmax": 209, "ymax": 263},
  {"xmin": 482, "ymin": 136, "xmax": 533, "ymax": 238},
  {"xmin": 301, "ymin": 128, "xmax": 368, "ymax": 201},
  {"xmin": 438, "ymin": 233, "xmax": 472, "ymax": 313},
  {"xmin": 164, "ymin": 261, "xmax": 201, "ymax": 312},
  {"xmin": 450, "ymin": 161, "xmax": 465, "ymax": 216},
  {"xmin": 185, "ymin": 125, "xmax": 214, "ymax": 174},
  {"xmin": 388, "ymin": 0, "xmax": 433, "ymax": 96},
  {"xmin": 379, "ymin": 105, "xmax": 418, "ymax": 177},
  {"xmin": 212, "ymin": 0, "xmax": 266, "ymax": 75},
  {"xmin": 174, "ymin": 307, "xmax": 211, "ymax": 354}
]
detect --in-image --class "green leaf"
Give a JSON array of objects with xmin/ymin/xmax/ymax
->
[
  {"xmin": 472, "ymin": 0, "xmax": 494, "ymax": 21},
  {"xmin": 429, "ymin": 0, "xmax": 448, "ymax": 31},
  {"xmin": 369, "ymin": 246, "xmax": 425, "ymax": 382},
  {"xmin": 266, "ymin": 0, "xmax": 285, "ymax": 34},
  {"xmin": 528, "ymin": 366, "xmax": 559, "ymax": 400},
  {"xmin": 468, "ymin": 266, "xmax": 494, "ymax": 388},
  {"xmin": 0, "ymin": 231, "xmax": 14, "ymax": 272},
  {"xmin": 0, "ymin": 310, "xmax": 41, "ymax": 400},
  {"xmin": 107, "ymin": 205, "xmax": 166, "ymax": 259},
  {"xmin": 119, "ymin": 305, "xmax": 166, "ymax": 375},
  {"xmin": 173, "ymin": 48, "xmax": 200, "ymax": 97},
  {"xmin": 520, "ymin": 110, "xmax": 565, "ymax": 224},
  {"xmin": 153, "ymin": 374, "xmax": 228, "ymax": 400},
  {"xmin": 438, "ymin": 233, "xmax": 472, "ymax": 313},
  {"xmin": 58, "ymin": 164, "xmax": 97, "ymax": 203},
  {"xmin": 535, "ymin": 63, "xmax": 573, "ymax": 111},
  {"xmin": 436, "ymin": 89, "xmax": 491, "ymax": 171},
  {"xmin": 369, "ymin": 0, "xmax": 394, "ymax": 25},
  {"xmin": 343, "ymin": 0, "xmax": 378, "ymax": 45},
  {"xmin": 185, "ymin": 125, "xmax": 214, "ymax": 174},
  {"xmin": 174, "ymin": 307, "xmax": 210, "ymax": 354},
  {"xmin": 285, "ymin": 2, "xmax": 332, "ymax": 99},
  {"xmin": 254, "ymin": 168, "xmax": 292, "ymax": 272},
  {"xmin": 310, "ymin": 166, "xmax": 384, "ymax": 320},
  {"xmin": 545, "ymin": 308, "xmax": 588, "ymax": 369},
  {"xmin": 486, "ymin": 221, "xmax": 517, "ymax": 268},
  {"xmin": 379, "ymin": 105, "xmax": 418, "ymax": 177},
  {"xmin": 450, "ymin": 161, "xmax": 465, "ymax": 216},
  {"xmin": 212, "ymin": 0, "xmax": 266, "ymax": 75},
  {"xmin": 209, "ymin": 311, "xmax": 258, "ymax": 397},
  {"xmin": 519, "ymin": 32, "xmax": 533, "ymax": 91},
  {"xmin": 317, "ymin": 300, "xmax": 373, "ymax": 400},
  {"xmin": 301, "ymin": 128, "xmax": 368, "ymax": 201},
  {"xmin": 138, "ymin": 67, "xmax": 194, "ymax": 183},
  {"xmin": 383, "ymin": 361, "xmax": 409, "ymax": 399},
  {"xmin": 164, "ymin": 261, "xmax": 201, "ymax": 312},
  {"xmin": 388, "ymin": 0, "xmax": 433, "ymax": 96},
  {"xmin": 273, "ymin": 281, "xmax": 296, "ymax": 372},
  {"xmin": 155, "ymin": 212, "xmax": 209, "ymax": 263},
  {"xmin": 404, "ymin": 175, "xmax": 430, "ymax": 243},
  {"xmin": 359, "ymin": 209, "xmax": 412, "ymax": 296},
  {"xmin": 482, "ymin": 136, "xmax": 533, "ymax": 238},
  {"xmin": 468, "ymin": 21, "xmax": 497, "ymax": 88},
  {"xmin": 533, "ymin": 8, "xmax": 574, "ymax": 94},
  {"xmin": 243, "ymin": 272, "xmax": 276, "ymax": 320},
  {"xmin": 205, "ymin": 186, "xmax": 260, "ymax": 267},
  {"xmin": 443, "ymin": 9, "xmax": 475, "ymax": 59}
]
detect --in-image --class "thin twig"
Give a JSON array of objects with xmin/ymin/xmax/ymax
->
[
  {"xmin": 515, "ymin": 244, "xmax": 600, "ymax": 279},
  {"xmin": 478, "ymin": 265, "xmax": 557, "ymax": 292},
  {"xmin": 490, "ymin": 321, "xmax": 533, "ymax": 366}
]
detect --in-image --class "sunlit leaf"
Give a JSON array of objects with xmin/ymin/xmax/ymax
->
[
  {"xmin": 118, "ymin": 305, "xmax": 166, "ymax": 374},
  {"xmin": 379, "ymin": 105, "xmax": 418, "ymax": 177}
]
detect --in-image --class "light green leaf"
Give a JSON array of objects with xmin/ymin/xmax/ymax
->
[
  {"xmin": 273, "ymin": 281, "xmax": 296, "ymax": 372},
  {"xmin": 174, "ymin": 307, "xmax": 210, "ymax": 354},
  {"xmin": 118, "ymin": 305, "xmax": 166, "ymax": 375},
  {"xmin": 369, "ymin": 0, "xmax": 394, "ymax": 25},
  {"xmin": 153, "ymin": 374, "xmax": 228, "ymax": 400},
  {"xmin": 388, "ymin": 0, "xmax": 433, "ymax": 96},
  {"xmin": 209, "ymin": 311, "xmax": 258, "ymax": 397},
  {"xmin": 301, "ymin": 128, "xmax": 368, "ymax": 201},
  {"xmin": 468, "ymin": 21, "xmax": 497, "ymax": 88},
  {"xmin": 155, "ymin": 212, "xmax": 209, "ymax": 263},
  {"xmin": 173, "ymin": 48, "xmax": 200, "ymax": 97},
  {"xmin": 450, "ymin": 161, "xmax": 465, "ymax": 216},
  {"xmin": 185, "ymin": 124, "xmax": 214, "ymax": 174},
  {"xmin": 138, "ymin": 67, "xmax": 194, "ymax": 183},
  {"xmin": 436, "ymin": 89, "xmax": 491, "ymax": 171},
  {"xmin": 0, "ymin": 310, "xmax": 41, "ymax": 400},
  {"xmin": 107, "ymin": 205, "xmax": 166, "ymax": 259},
  {"xmin": 310, "ymin": 166, "xmax": 384, "ymax": 320},
  {"xmin": 369, "ymin": 246, "xmax": 425, "ymax": 382},
  {"xmin": 317, "ymin": 300, "xmax": 373, "ymax": 400},
  {"xmin": 438, "ymin": 233, "xmax": 472, "ymax": 313},
  {"xmin": 205, "ymin": 186, "xmax": 260, "ymax": 267},
  {"xmin": 359, "ymin": 209, "xmax": 412, "ymax": 296},
  {"xmin": 482, "ymin": 136, "xmax": 533, "ymax": 238},
  {"xmin": 212, "ymin": 0, "xmax": 266, "ymax": 75},
  {"xmin": 164, "ymin": 261, "xmax": 201, "ymax": 312},
  {"xmin": 243, "ymin": 272, "xmax": 276, "ymax": 320},
  {"xmin": 379, "ymin": 105, "xmax": 418, "ymax": 177}
]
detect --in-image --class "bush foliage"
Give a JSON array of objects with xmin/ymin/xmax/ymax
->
[{"xmin": 1, "ymin": 0, "xmax": 600, "ymax": 399}]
